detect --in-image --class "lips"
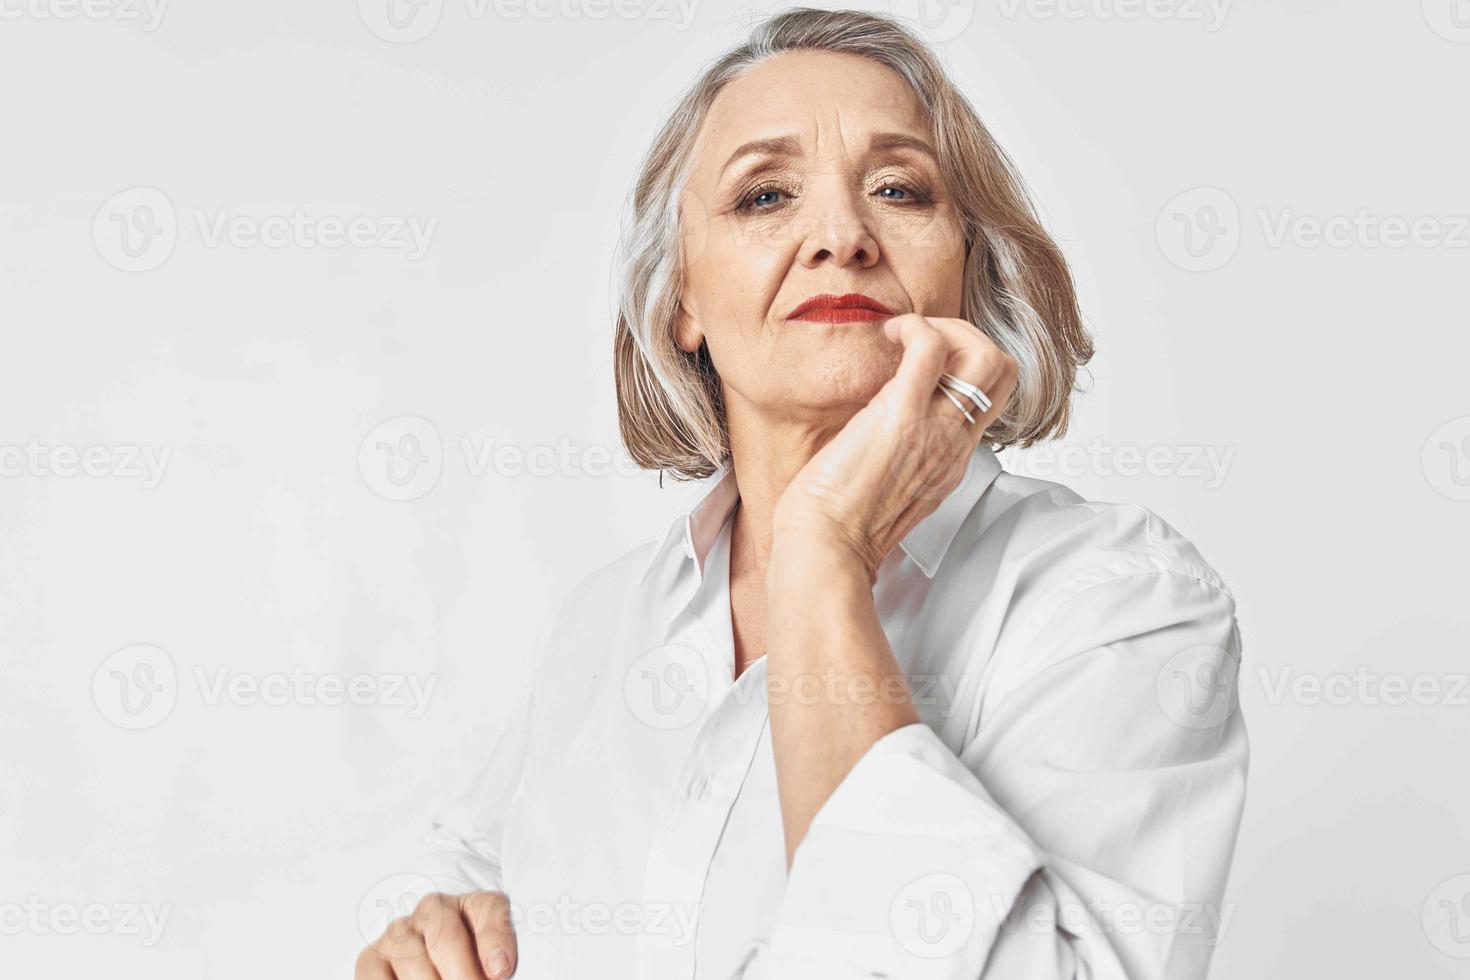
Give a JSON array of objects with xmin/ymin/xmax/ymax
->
[{"xmin": 786, "ymin": 293, "xmax": 896, "ymax": 323}]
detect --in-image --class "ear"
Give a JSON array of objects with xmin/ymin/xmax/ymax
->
[{"xmin": 674, "ymin": 299, "xmax": 704, "ymax": 354}]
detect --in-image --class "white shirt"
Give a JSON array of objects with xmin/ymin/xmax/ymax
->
[{"xmin": 417, "ymin": 443, "xmax": 1248, "ymax": 979}]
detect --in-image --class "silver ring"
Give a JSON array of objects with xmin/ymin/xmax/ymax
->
[
  {"xmin": 938, "ymin": 372, "xmax": 992, "ymax": 414},
  {"xmin": 937, "ymin": 384, "xmax": 977, "ymax": 425}
]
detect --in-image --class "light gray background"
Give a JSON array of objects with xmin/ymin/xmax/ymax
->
[{"xmin": 2, "ymin": 1, "xmax": 1467, "ymax": 976}]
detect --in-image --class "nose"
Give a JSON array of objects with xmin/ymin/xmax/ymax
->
[{"xmin": 794, "ymin": 181, "xmax": 881, "ymax": 270}]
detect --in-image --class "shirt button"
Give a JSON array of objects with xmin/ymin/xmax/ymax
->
[{"xmin": 687, "ymin": 775, "xmax": 710, "ymax": 801}]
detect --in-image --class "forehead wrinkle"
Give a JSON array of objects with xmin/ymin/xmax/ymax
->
[{"xmin": 697, "ymin": 60, "xmax": 930, "ymax": 185}]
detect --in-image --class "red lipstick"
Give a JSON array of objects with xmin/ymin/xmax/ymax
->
[{"xmin": 786, "ymin": 293, "xmax": 895, "ymax": 324}]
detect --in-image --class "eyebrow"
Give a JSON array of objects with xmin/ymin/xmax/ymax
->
[{"xmin": 718, "ymin": 131, "xmax": 938, "ymax": 179}]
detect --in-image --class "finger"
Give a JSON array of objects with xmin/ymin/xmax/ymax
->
[
  {"xmin": 921, "ymin": 317, "xmax": 991, "ymax": 373},
  {"xmin": 355, "ymin": 946, "xmax": 396, "ymax": 980},
  {"xmin": 880, "ymin": 313, "xmax": 951, "ymax": 415},
  {"xmin": 887, "ymin": 314, "xmax": 982, "ymax": 431},
  {"xmin": 924, "ymin": 318, "xmax": 1020, "ymax": 427},
  {"xmin": 462, "ymin": 891, "xmax": 518, "ymax": 979},
  {"xmin": 935, "ymin": 382, "xmax": 979, "ymax": 429},
  {"xmin": 419, "ymin": 894, "xmax": 490, "ymax": 980},
  {"xmin": 371, "ymin": 925, "xmax": 442, "ymax": 980}
]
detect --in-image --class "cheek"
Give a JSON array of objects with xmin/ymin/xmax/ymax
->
[
  {"xmin": 689, "ymin": 226, "xmax": 787, "ymax": 318},
  {"xmin": 883, "ymin": 216, "xmax": 968, "ymax": 315}
]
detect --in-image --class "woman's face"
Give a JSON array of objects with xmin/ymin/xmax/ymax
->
[{"xmin": 677, "ymin": 50, "xmax": 968, "ymax": 423}]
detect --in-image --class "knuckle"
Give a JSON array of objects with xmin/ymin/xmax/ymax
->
[
  {"xmin": 374, "ymin": 916, "xmax": 426, "ymax": 959},
  {"xmin": 381, "ymin": 915, "xmax": 414, "ymax": 940},
  {"xmin": 354, "ymin": 945, "xmax": 381, "ymax": 975},
  {"xmin": 983, "ymin": 348, "xmax": 1018, "ymax": 380},
  {"xmin": 415, "ymin": 891, "xmax": 450, "ymax": 911},
  {"xmin": 412, "ymin": 891, "xmax": 453, "ymax": 923}
]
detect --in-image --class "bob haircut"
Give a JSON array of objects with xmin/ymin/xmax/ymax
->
[{"xmin": 613, "ymin": 6, "xmax": 1093, "ymax": 482}]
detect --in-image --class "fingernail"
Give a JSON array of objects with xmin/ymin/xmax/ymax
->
[{"xmin": 486, "ymin": 949, "xmax": 510, "ymax": 977}]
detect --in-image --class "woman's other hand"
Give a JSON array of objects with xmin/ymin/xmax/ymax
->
[{"xmin": 355, "ymin": 890, "xmax": 517, "ymax": 980}]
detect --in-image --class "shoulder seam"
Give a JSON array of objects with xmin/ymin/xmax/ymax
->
[{"xmin": 1013, "ymin": 563, "xmax": 1239, "ymax": 662}]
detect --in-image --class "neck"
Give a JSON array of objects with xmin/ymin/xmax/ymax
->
[{"xmin": 722, "ymin": 390, "xmax": 854, "ymax": 582}]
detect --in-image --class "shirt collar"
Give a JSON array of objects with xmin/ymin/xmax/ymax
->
[{"xmin": 637, "ymin": 442, "xmax": 1004, "ymax": 586}]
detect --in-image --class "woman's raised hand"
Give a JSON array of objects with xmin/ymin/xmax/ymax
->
[{"xmin": 771, "ymin": 313, "xmax": 1020, "ymax": 585}]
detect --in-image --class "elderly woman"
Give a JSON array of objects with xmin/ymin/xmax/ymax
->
[{"xmin": 356, "ymin": 8, "xmax": 1247, "ymax": 980}]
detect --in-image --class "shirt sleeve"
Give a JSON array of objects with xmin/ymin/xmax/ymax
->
[
  {"xmin": 731, "ymin": 567, "xmax": 1248, "ymax": 980},
  {"xmin": 414, "ymin": 693, "xmax": 535, "ymax": 895},
  {"xmin": 410, "ymin": 572, "xmax": 589, "ymax": 896}
]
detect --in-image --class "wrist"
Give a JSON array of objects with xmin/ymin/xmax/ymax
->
[{"xmin": 768, "ymin": 530, "xmax": 875, "ymax": 597}]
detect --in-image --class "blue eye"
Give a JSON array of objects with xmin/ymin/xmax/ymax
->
[
  {"xmin": 734, "ymin": 178, "xmax": 932, "ymax": 214},
  {"xmin": 735, "ymin": 184, "xmax": 791, "ymax": 213},
  {"xmin": 879, "ymin": 181, "xmax": 935, "ymax": 204}
]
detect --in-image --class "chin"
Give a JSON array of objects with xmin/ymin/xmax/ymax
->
[{"xmin": 803, "ymin": 338, "xmax": 903, "ymax": 409}]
